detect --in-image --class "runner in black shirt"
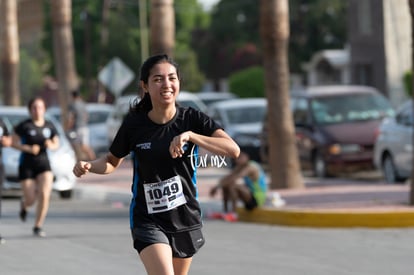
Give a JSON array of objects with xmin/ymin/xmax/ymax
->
[
  {"xmin": 0, "ymin": 118, "xmax": 12, "ymax": 244},
  {"xmin": 12, "ymin": 97, "xmax": 59, "ymax": 237},
  {"xmin": 73, "ymin": 54, "xmax": 240, "ymax": 275}
]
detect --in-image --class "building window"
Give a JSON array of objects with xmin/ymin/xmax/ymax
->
[
  {"xmin": 354, "ymin": 64, "xmax": 373, "ymax": 86},
  {"xmin": 357, "ymin": 0, "xmax": 372, "ymax": 35}
]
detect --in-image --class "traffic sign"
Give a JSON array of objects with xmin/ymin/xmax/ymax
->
[{"xmin": 98, "ymin": 57, "xmax": 135, "ymax": 96}]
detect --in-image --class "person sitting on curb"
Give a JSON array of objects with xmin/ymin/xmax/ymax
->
[{"xmin": 209, "ymin": 152, "xmax": 267, "ymax": 221}]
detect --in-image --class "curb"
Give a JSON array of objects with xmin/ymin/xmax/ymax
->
[{"xmin": 237, "ymin": 207, "xmax": 414, "ymax": 228}]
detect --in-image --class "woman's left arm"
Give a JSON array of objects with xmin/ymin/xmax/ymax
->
[
  {"xmin": 170, "ymin": 129, "xmax": 240, "ymax": 159},
  {"xmin": 45, "ymin": 135, "xmax": 59, "ymax": 151}
]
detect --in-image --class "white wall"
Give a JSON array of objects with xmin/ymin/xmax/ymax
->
[{"xmin": 383, "ymin": 0, "xmax": 412, "ymax": 107}]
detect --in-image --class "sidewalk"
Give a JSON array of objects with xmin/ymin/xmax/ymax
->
[{"xmin": 74, "ymin": 161, "xmax": 414, "ymax": 228}]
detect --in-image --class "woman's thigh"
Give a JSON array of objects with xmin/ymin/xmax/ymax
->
[{"xmin": 139, "ymin": 243, "xmax": 174, "ymax": 275}]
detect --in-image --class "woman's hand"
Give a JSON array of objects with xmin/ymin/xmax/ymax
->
[
  {"xmin": 44, "ymin": 139, "xmax": 53, "ymax": 149},
  {"xmin": 44, "ymin": 136, "xmax": 59, "ymax": 151},
  {"xmin": 31, "ymin": 144, "xmax": 41, "ymax": 155},
  {"xmin": 0, "ymin": 136, "xmax": 12, "ymax": 147},
  {"xmin": 73, "ymin": 161, "xmax": 92, "ymax": 177},
  {"xmin": 169, "ymin": 131, "xmax": 191, "ymax": 158}
]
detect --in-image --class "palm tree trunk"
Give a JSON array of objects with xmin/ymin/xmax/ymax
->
[
  {"xmin": 150, "ymin": 0, "xmax": 175, "ymax": 56},
  {"xmin": 50, "ymin": 0, "xmax": 78, "ymax": 125},
  {"xmin": 408, "ymin": 0, "xmax": 414, "ymax": 205},
  {"xmin": 260, "ymin": 0, "xmax": 304, "ymax": 189},
  {"xmin": 0, "ymin": 0, "xmax": 20, "ymax": 106}
]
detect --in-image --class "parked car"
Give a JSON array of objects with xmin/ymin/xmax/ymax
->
[
  {"xmin": 106, "ymin": 92, "xmax": 208, "ymax": 142},
  {"xmin": 106, "ymin": 94, "xmax": 140, "ymax": 143},
  {"xmin": 47, "ymin": 103, "xmax": 114, "ymax": 155},
  {"xmin": 178, "ymin": 91, "xmax": 208, "ymax": 113},
  {"xmin": 1, "ymin": 106, "xmax": 77, "ymax": 198},
  {"xmin": 196, "ymin": 91, "xmax": 238, "ymax": 106},
  {"xmin": 284, "ymin": 85, "xmax": 395, "ymax": 178},
  {"xmin": 373, "ymin": 100, "xmax": 412, "ymax": 183},
  {"xmin": 208, "ymin": 98, "xmax": 267, "ymax": 162}
]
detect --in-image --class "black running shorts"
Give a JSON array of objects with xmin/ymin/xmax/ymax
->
[
  {"xmin": 19, "ymin": 160, "xmax": 52, "ymax": 180},
  {"xmin": 131, "ymin": 224, "xmax": 205, "ymax": 258}
]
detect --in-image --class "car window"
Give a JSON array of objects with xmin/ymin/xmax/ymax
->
[
  {"xmin": 178, "ymin": 100, "xmax": 202, "ymax": 111},
  {"xmin": 311, "ymin": 93, "xmax": 394, "ymax": 125},
  {"xmin": 88, "ymin": 111, "xmax": 110, "ymax": 124},
  {"xmin": 4, "ymin": 114, "xmax": 27, "ymax": 131},
  {"xmin": 209, "ymin": 109, "xmax": 223, "ymax": 125},
  {"xmin": 292, "ymin": 97, "xmax": 310, "ymax": 125},
  {"xmin": 177, "ymin": 95, "xmax": 207, "ymax": 113},
  {"xmin": 225, "ymin": 107, "xmax": 266, "ymax": 124},
  {"xmin": 396, "ymin": 105, "xmax": 413, "ymax": 126}
]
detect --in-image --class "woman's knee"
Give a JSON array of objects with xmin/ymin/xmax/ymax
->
[{"xmin": 139, "ymin": 243, "xmax": 174, "ymax": 275}]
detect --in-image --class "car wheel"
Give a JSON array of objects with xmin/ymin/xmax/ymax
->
[
  {"xmin": 59, "ymin": 190, "xmax": 73, "ymax": 199},
  {"xmin": 382, "ymin": 154, "xmax": 405, "ymax": 183},
  {"xmin": 313, "ymin": 152, "xmax": 327, "ymax": 178}
]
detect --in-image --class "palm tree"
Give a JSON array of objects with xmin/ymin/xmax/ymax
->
[
  {"xmin": 259, "ymin": 0, "xmax": 304, "ymax": 189},
  {"xmin": 408, "ymin": 0, "xmax": 414, "ymax": 205},
  {"xmin": 0, "ymin": 0, "xmax": 21, "ymax": 105},
  {"xmin": 150, "ymin": 0, "xmax": 175, "ymax": 56},
  {"xmin": 50, "ymin": 0, "xmax": 79, "ymax": 126}
]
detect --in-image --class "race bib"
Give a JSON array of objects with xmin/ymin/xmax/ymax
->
[{"xmin": 143, "ymin": 175, "xmax": 187, "ymax": 214}]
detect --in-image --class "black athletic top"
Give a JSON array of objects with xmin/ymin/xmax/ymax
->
[
  {"xmin": 14, "ymin": 119, "xmax": 58, "ymax": 166},
  {"xmin": 110, "ymin": 107, "xmax": 222, "ymax": 233}
]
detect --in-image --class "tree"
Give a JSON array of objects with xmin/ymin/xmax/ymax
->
[
  {"xmin": 260, "ymin": 0, "xmax": 304, "ymax": 189},
  {"xmin": 50, "ymin": 0, "xmax": 79, "ymax": 127},
  {"xmin": 196, "ymin": 0, "xmax": 347, "ymax": 84},
  {"xmin": 150, "ymin": 0, "xmax": 175, "ymax": 56},
  {"xmin": 288, "ymin": 0, "xmax": 347, "ymax": 73},
  {"xmin": 0, "ymin": 0, "xmax": 21, "ymax": 105},
  {"xmin": 228, "ymin": 66, "xmax": 265, "ymax": 98},
  {"xmin": 409, "ymin": 0, "xmax": 414, "ymax": 205}
]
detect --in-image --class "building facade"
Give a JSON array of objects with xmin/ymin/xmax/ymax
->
[{"xmin": 348, "ymin": 0, "xmax": 411, "ymax": 106}]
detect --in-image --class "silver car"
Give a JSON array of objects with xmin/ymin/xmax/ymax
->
[
  {"xmin": 373, "ymin": 100, "xmax": 412, "ymax": 183},
  {"xmin": 47, "ymin": 103, "xmax": 114, "ymax": 156},
  {"xmin": 106, "ymin": 95, "xmax": 139, "ymax": 143},
  {"xmin": 196, "ymin": 91, "xmax": 238, "ymax": 107},
  {"xmin": 208, "ymin": 98, "xmax": 267, "ymax": 162},
  {"xmin": 1, "ymin": 106, "xmax": 77, "ymax": 198}
]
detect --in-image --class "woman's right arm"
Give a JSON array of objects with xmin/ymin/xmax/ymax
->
[
  {"xmin": 11, "ymin": 133, "xmax": 40, "ymax": 155},
  {"xmin": 73, "ymin": 152, "xmax": 124, "ymax": 177}
]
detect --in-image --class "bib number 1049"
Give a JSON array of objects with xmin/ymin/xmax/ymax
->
[
  {"xmin": 147, "ymin": 182, "xmax": 179, "ymax": 200},
  {"xmin": 144, "ymin": 175, "xmax": 187, "ymax": 214}
]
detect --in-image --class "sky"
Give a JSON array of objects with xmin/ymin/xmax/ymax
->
[{"xmin": 199, "ymin": 0, "xmax": 220, "ymax": 11}]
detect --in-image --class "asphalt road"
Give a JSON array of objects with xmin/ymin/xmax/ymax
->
[{"xmin": 1, "ymin": 196, "xmax": 414, "ymax": 275}]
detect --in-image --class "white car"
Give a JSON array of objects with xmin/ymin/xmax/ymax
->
[
  {"xmin": 85, "ymin": 103, "xmax": 114, "ymax": 155},
  {"xmin": 47, "ymin": 103, "xmax": 114, "ymax": 155},
  {"xmin": 106, "ymin": 92, "xmax": 207, "ymax": 142},
  {"xmin": 207, "ymin": 98, "xmax": 267, "ymax": 162},
  {"xmin": 106, "ymin": 94, "xmax": 140, "ymax": 143},
  {"xmin": 177, "ymin": 91, "xmax": 208, "ymax": 113},
  {"xmin": 196, "ymin": 91, "xmax": 237, "ymax": 106},
  {"xmin": 1, "ymin": 106, "xmax": 77, "ymax": 199},
  {"xmin": 373, "ymin": 100, "xmax": 412, "ymax": 183}
]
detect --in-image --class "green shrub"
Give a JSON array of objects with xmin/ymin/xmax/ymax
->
[
  {"xmin": 403, "ymin": 70, "xmax": 413, "ymax": 98},
  {"xmin": 228, "ymin": 66, "xmax": 265, "ymax": 98}
]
